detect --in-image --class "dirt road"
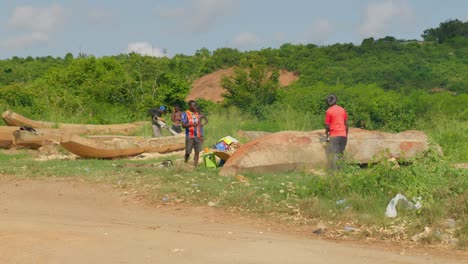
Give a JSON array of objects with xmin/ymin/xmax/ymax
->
[{"xmin": 0, "ymin": 178, "xmax": 465, "ymax": 264}]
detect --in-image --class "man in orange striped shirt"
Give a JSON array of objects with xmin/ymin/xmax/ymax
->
[
  {"xmin": 325, "ymin": 94, "xmax": 349, "ymax": 170},
  {"xmin": 182, "ymin": 100, "xmax": 208, "ymax": 166}
]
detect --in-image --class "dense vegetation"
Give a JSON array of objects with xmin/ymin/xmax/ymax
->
[{"xmin": 1, "ymin": 19, "xmax": 466, "ymax": 159}]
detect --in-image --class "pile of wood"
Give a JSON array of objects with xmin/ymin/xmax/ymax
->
[{"xmin": 0, "ymin": 110, "xmax": 184, "ymax": 158}]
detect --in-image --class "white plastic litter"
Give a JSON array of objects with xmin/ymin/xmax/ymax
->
[{"xmin": 385, "ymin": 193, "xmax": 422, "ymax": 218}]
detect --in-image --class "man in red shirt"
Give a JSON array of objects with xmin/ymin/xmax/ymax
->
[{"xmin": 325, "ymin": 94, "xmax": 349, "ymax": 170}]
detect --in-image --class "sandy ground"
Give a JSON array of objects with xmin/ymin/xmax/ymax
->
[{"xmin": 0, "ymin": 177, "xmax": 466, "ymax": 264}]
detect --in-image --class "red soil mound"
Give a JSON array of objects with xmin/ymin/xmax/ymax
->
[{"xmin": 186, "ymin": 68, "xmax": 299, "ymax": 102}]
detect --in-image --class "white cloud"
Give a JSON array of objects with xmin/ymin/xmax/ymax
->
[
  {"xmin": 303, "ymin": 18, "xmax": 332, "ymax": 44},
  {"xmin": 8, "ymin": 4, "xmax": 65, "ymax": 33},
  {"xmin": 359, "ymin": 0, "xmax": 412, "ymax": 38},
  {"xmin": 2, "ymin": 32, "xmax": 48, "ymax": 49},
  {"xmin": 2, "ymin": 4, "xmax": 65, "ymax": 49},
  {"xmin": 127, "ymin": 42, "xmax": 166, "ymax": 57},
  {"xmin": 233, "ymin": 32, "xmax": 261, "ymax": 48},
  {"xmin": 156, "ymin": 0, "xmax": 236, "ymax": 33}
]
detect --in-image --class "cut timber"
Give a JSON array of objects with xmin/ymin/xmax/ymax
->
[
  {"xmin": 13, "ymin": 130, "xmax": 60, "ymax": 149},
  {"xmin": 2, "ymin": 110, "xmax": 149, "ymax": 135},
  {"xmin": 145, "ymin": 135, "xmax": 185, "ymax": 154},
  {"xmin": 345, "ymin": 129, "xmax": 429, "ymax": 163},
  {"xmin": 0, "ymin": 126, "xmax": 85, "ymax": 149},
  {"xmin": 61, "ymin": 134, "xmax": 146, "ymax": 158},
  {"xmin": 219, "ymin": 128, "xmax": 430, "ymax": 176},
  {"xmin": 60, "ymin": 134, "xmax": 185, "ymax": 158},
  {"xmin": 0, "ymin": 126, "xmax": 16, "ymax": 149},
  {"xmin": 88, "ymin": 135, "xmax": 185, "ymax": 153}
]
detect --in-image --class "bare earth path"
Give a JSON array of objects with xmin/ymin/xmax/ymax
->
[{"xmin": 0, "ymin": 177, "xmax": 465, "ymax": 264}]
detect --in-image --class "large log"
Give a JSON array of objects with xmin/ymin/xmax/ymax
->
[
  {"xmin": 60, "ymin": 134, "xmax": 185, "ymax": 158},
  {"xmin": 0, "ymin": 126, "xmax": 16, "ymax": 149},
  {"xmin": 2, "ymin": 110, "xmax": 149, "ymax": 135},
  {"xmin": 219, "ymin": 128, "xmax": 429, "ymax": 176},
  {"xmin": 0, "ymin": 126, "xmax": 86, "ymax": 149}
]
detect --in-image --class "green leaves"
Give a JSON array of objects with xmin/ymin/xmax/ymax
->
[{"xmin": 222, "ymin": 57, "xmax": 280, "ymax": 118}]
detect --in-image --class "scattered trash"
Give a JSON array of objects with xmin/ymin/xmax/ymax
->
[
  {"xmin": 336, "ymin": 199, "xmax": 346, "ymax": 205},
  {"xmin": 447, "ymin": 238, "xmax": 459, "ymax": 245},
  {"xmin": 235, "ymin": 175, "xmax": 248, "ymax": 182},
  {"xmin": 191, "ymin": 184, "xmax": 199, "ymax": 187},
  {"xmin": 162, "ymin": 196, "xmax": 169, "ymax": 203},
  {"xmin": 385, "ymin": 193, "xmax": 422, "ymax": 218},
  {"xmin": 312, "ymin": 228, "xmax": 326, "ymax": 235},
  {"xmin": 344, "ymin": 226, "xmax": 357, "ymax": 232},
  {"xmin": 84, "ymin": 167, "xmax": 90, "ymax": 172},
  {"xmin": 171, "ymin": 248, "xmax": 185, "ymax": 253},
  {"xmin": 386, "ymin": 157, "xmax": 400, "ymax": 169},
  {"xmin": 446, "ymin": 218, "xmax": 456, "ymax": 228},
  {"xmin": 207, "ymin": 201, "xmax": 216, "ymax": 207},
  {"xmin": 411, "ymin": 226, "xmax": 431, "ymax": 242},
  {"xmin": 161, "ymin": 160, "xmax": 173, "ymax": 167}
]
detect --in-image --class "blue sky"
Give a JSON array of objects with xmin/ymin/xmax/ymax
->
[{"xmin": 0, "ymin": 0, "xmax": 467, "ymax": 59}]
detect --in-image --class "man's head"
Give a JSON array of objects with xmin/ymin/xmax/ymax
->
[
  {"xmin": 174, "ymin": 104, "xmax": 180, "ymax": 111},
  {"xmin": 188, "ymin": 100, "xmax": 197, "ymax": 112},
  {"xmin": 159, "ymin": 106, "xmax": 166, "ymax": 112},
  {"xmin": 326, "ymin": 94, "xmax": 337, "ymax": 106}
]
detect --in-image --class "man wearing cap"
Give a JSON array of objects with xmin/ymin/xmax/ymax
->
[
  {"xmin": 148, "ymin": 106, "xmax": 166, "ymax": 137},
  {"xmin": 325, "ymin": 94, "xmax": 349, "ymax": 170}
]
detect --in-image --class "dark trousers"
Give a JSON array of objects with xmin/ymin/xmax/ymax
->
[{"xmin": 328, "ymin": 136, "xmax": 347, "ymax": 170}]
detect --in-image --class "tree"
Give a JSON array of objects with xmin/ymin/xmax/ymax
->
[
  {"xmin": 222, "ymin": 56, "xmax": 279, "ymax": 118},
  {"xmin": 422, "ymin": 19, "xmax": 468, "ymax": 43}
]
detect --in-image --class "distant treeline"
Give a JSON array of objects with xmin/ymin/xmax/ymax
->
[{"xmin": 0, "ymin": 19, "xmax": 466, "ymax": 129}]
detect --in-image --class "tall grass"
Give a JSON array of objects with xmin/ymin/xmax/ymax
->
[{"xmin": 416, "ymin": 116, "xmax": 468, "ymax": 162}]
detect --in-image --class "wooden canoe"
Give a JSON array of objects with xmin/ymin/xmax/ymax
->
[
  {"xmin": 0, "ymin": 126, "xmax": 85, "ymax": 149},
  {"xmin": 145, "ymin": 135, "xmax": 185, "ymax": 154},
  {"xmin": 60, "ymin": 134, "xmax": 185, "ymax": 158},
  {"xmin": 2, "ymin": 110, "xmax": 149, "ymax": 135},
  {"xmin": 220, "ymin": 128, "xmax": 430, "ymax": 176},
  {"xmin": 0, "ymin": 126, "xmax": 16, "ymax": 149}
]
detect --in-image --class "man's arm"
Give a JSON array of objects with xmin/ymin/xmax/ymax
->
[
  {"xmin": 181, "ymin": 113, "xmax": 197, "ymax": 128},
  {"xmin": 345, "ymin": 120, "xmax": 349, "ymax": 137},
  {"xmin": 200, "ymin": 115, "xmax": 208, "ymax": 127},
  {"xmin": 325, "ymin": 124, "xmax": 330, "ymax": 141},
  {"xmin": 181, "ymin": 113, "xmax": 190, "ymax": 128},
  {"xmin": 325, "ymin": 111, "xmax": 331, "ymax": 141}
]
